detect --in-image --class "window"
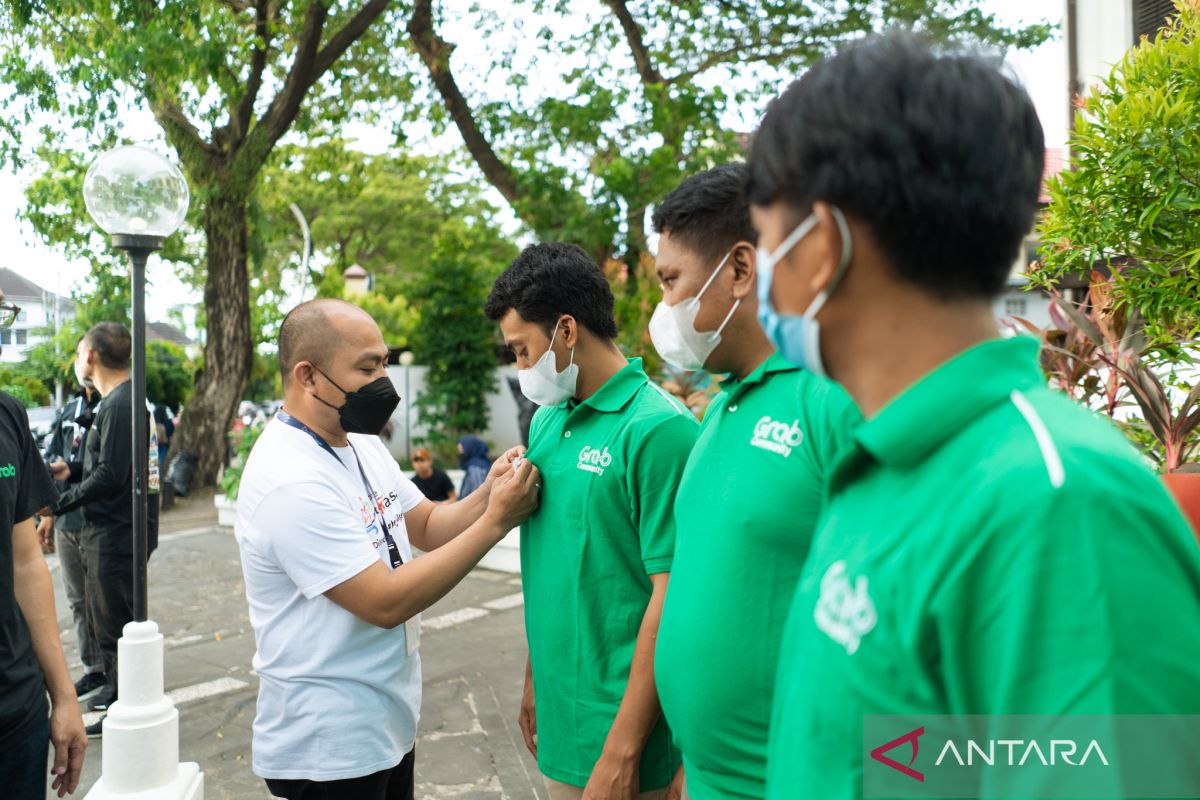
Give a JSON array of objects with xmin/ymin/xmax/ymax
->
[
  {"xmin": 15, "ymin": 329, "xmax": 27, "ymax": 345},
  {"xmin": 1133, "ymin": 0, "xmax": 1174, "ymax": 42},
  {"xmin": 15, "ymin": 310, "xmax": 26, "ymax": 323},
  {"xmin": 0, "ymin": 330, "xmax": 10, "ymax": 345},
  {"xmin": 1005, "ymin": 299, "xmax": 1027, "ymax": 317}
]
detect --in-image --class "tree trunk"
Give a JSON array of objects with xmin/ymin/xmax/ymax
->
[
  {"xmin": 173, "ymin": 190, "xmax": 254, "ymax": 488},
  {"xmin": 623, "ymin": 202, "xmax": 649, "ymax": 294}
]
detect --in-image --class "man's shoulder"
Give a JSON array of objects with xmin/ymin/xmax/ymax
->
[
  {"xmin": 628, "ymin": 380, "xmax": 696, "ymax": 427},
  {"xmin": 0, "ymin": 392, "xmax": 27, "ymax": 432}
]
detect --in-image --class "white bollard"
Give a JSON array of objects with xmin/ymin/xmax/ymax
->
[{"xmin": 84, "ymin": 620, "xmax": 204, "ymax": 800}]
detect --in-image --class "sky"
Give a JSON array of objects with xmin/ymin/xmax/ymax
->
[{"xmin": 0, "ymin": 0, "xmax": 1069, "ymax": 336}]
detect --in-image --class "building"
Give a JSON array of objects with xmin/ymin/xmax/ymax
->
[
  {"xmin": 1067, "ymin": 0, "xmax": 1176, "ymax": 112},
  {"xmin": 991, "ymin": 148, "xmax": 1067, "ymax": 331},
  {"xmin": 0, "ymin": 267, "xmax": 75, "ymax": 364}
]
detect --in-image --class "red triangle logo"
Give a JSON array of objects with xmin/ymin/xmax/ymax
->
[{"xmin": 870, "ymin": 725, "xmax": 925, "ymax": 782}]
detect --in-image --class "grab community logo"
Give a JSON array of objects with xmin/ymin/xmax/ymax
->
[
  {"xmin": 0, "ymin": 463, "xmax": 14, "ymax": 478},
  {"xmin": 577, "ymin": 445, "xmax": 613, "ymax": 476},
  {"xmin": 750, "ymin": 416, "xmax": 803, "ymax": 457}
]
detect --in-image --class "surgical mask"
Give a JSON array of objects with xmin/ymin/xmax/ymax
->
[
  {"xmin": 518, "ymin": 319, "xmax": 578, "ymax": 406},
  {"xmin": 756, "ymin": 206, "xmax": 853, "ymax": 376},
  {"xmin": 312, "ymin": 366, "xmax": 400, "ymax": 436},
  {"xmin": 74, "ymin": 358, "xmax": 89, "ymax": 389},
  {"xmin": 649, "ymin": 251, "xmax": 740, "ymax": 372}
]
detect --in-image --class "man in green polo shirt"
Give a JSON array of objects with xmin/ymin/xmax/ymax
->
[
  {"xmin": 485, "ymin": 242, "xmax": 698, "ymax": 800},
  {"xmin": 647, "ymin": 163, "xmax": 859, "ymax": 800},
  {"xmin": 746, "ymin": 33, "xmax": 1200, "ymax": 799}
]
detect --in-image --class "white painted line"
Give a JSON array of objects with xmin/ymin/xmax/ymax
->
[
  {"xmin": 483, "ymin": 593, "xmax": 524, "ymax": 611},
  {"xmin": 169, "ymin": 676, "xmax": 249, "ymax": 705},
  {"xmin": 82, "ymin": 676, "xmax": 251, "ymax": 725},
  {"xmin": 507, "ymin": 577, "xmax": 522, "ymax": 587},
  {"xmin": 422, "ymin": 606, "xmax": 489, "ymax": 630},
  {"xmin": 164, "ymin": 633, "xmax": 205, "ymax": 648},
  {"xmin": 161, "ymin": 525, "xmax": 226, "ymax": 542}
]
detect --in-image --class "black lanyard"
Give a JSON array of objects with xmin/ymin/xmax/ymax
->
[{"xmin": 276, "ymin": 411, "xmax": 403, "ymax": 568}]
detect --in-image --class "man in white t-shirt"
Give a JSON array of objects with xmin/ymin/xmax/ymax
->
[{"xmin": 236, "ymin": 299, "xmax": 541, "ymax": 800}]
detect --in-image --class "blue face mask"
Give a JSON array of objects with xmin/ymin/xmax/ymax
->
[{"xmin": 756, "ymin": 206, "xmax": 853, "ymax": 376}]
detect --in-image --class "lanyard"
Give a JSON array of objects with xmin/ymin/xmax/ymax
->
[{"xmin": 276, "ymin": 411, "xmax": 403, "ymax": 568}]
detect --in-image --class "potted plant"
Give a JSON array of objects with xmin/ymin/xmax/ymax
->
[{"xmin": 215, "ymin": 422, "xmax": 266, "ymax": 528}]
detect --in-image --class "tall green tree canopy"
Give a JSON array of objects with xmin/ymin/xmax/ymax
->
[
  {"xmin": 2, "ymin": 0, "xmax": 409, "ymax": 484},
  {"xmin": 2, "ymin": 0, "xmax": 1051, "ymax": 484}
]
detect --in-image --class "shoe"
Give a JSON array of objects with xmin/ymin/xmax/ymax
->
[
  {"xmin": 85, "ymin": 717, "xmax": 104, "ymax": 738},
  {"xmin": 74, "ymin": 672, "xmax": 106, "ymax": 701},
  {"xmin": 89, "ymin": 687, "xmax": 116, "ymax": 712}
]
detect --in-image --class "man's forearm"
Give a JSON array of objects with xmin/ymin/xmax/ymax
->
[
  {"xmin": 602, "ymin": 574, "xmax": 670, "ymax": 761},
  {"xmin": 421, "ymin": 480, "xmax": 491, "ymax": 549},
  {"xmin": 14, "ymin": 530, "xmax": 75, "ymax": 704}
]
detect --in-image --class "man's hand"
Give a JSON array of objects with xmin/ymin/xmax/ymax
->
[
  {"xmin": 484, "ymin": 445, "xmax": 526, "ymax": 490},
  {"xmin": 582, "ymin": 751, "xmax": 640, "ymax": 800},
  {"xmin": 519, "ymin": 664, "xmax": 537, "ymax": 757},
  {"xmin": 37, "ymin": 515, "xmax": 55, "ymax": 554},
  {"xmin": 48, "ymin": 696, "xmax": 87, "ymax": 796},
  {"xmin": 483, "ymin": 458, "xmax": 540, "ymax": 532},
  {"xmin": 49, "ymin": 459, "xmax": 70, "ymax": 481},
  {"xmin": 665, "ymin": 765, "xmax": 685, "ymax": 800}
]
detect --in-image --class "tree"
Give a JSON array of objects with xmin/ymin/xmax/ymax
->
[
  {"xmin": 2, "ymin": 0, "xmax": 409, "ymax": 485},
  {"xmin": 408, "ymin": 219, "xmax": 516, "ymax": 458},
  {"xmin": 1035, "ymin": 0, "xmax": 1200, "ymax": 344},
  {"xmin": 407, "ymin": 0, "xmax": 1053, "ymax": 362},
  {"xmin": 255, "ymin": 139, "xmax": 510, "ymax": 348}
]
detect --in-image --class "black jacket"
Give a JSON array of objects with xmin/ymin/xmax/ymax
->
[{"xmin": 52, "ymin": 380, "xmax": 159, "ymax": 554}]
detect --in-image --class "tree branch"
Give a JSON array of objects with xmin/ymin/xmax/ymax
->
[
  {"xmin": 313, "ymin": 0, "xmax": 390, "ymax": 76},
  {"xmin": 407, "ymin": 0, "xmax": 522, "ymax": 209},
  {"xmin": 603, "ymin": 0, "xmax": 664, "ymax": 85},
  {"xmin": 238, "ymin": 0, "xmax": 392, "ymax": 178},
  {"xmin": 231, "ymin": 0, "xmax": 275, "ymax": 144}
]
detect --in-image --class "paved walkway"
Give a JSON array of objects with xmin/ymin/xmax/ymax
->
[{"xmin": 46, "ymin": 491, "xmax": 548, "ymax": 799}]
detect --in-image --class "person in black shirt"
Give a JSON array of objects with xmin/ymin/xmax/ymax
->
[
  {"xmin": 0, "ymin": 294, "xmax": 87, "ymax": 798},
  {"xmin": 410, "ymin": 447, "xmax": 457, "ymax": 504},
  {"xmin": 38, "ymin": 383, "xmax": 105, "ymax": 701},
  {"xmin": 47, "ymin": 323, "xmax": 160, "ymax": 735}
]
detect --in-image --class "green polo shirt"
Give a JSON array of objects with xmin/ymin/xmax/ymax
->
[
  {"xmin": 522, "ymin": 358, "xmax": 698, "ymax": 790},
  {"xmin": 766, "ymin": 337, "xmax": 1200, "ymax": 799},
  {"xmin": 655, "ymin": 352, "xmax": 860, "ymax": 799}
]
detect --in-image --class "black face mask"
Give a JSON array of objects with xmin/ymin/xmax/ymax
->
[{"xmin": 312, "ymin": 366, "xmax": 400, "ymax": 436}]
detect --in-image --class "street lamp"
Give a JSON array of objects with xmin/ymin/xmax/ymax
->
[
  {"xmin": 83, "ymin": 145, "xmax": 189, "ymax": 622},
  {"xmin": 399, "ymin": 349, "xmax": 414, "ymax": 461},
  {"xmin": 83, "ymin": 145, "xmax": 202, "ymax": 800}
]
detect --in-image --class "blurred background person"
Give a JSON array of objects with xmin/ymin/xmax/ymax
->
[
  {"xmin": 410, "ymin": 447, "xmax": 456, "ymax": 504},
  {"xmin": 38, "ymin": 379, "xmax": 103, "ymax": 703},
  {"xmin": 456, "ymin": 435, "xmax": 491, "ymax": 499}
]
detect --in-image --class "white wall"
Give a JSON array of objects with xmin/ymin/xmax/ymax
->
[
  {"xmin": 384, "ymin": 364, "xmax": 525, "ymax": 465},
  {"xmin": 0, "ymin": 297, "xmax": 66, "ymax": 363},
  {"xmin": 1072, "ymin": 0, "xmax": 1133, "ymax": 94}
]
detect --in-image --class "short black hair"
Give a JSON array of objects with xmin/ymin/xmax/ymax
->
[
  {"xmin": 746, "ymin": 32, "xmax": 1044, "ymax": 299},
  {"xmin": 84, "ymin": 322, "xmax": 131, "ymax": 369},
  {"xmin": 485, "ymin": 243, "xmax": 618, "ymax": 339},
  {"xmin": 651, "ymin": 163, "xmax": 757, "ymax": 261}
]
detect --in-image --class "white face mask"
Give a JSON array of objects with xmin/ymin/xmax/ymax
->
[
  {"xmin": 648, "ymin": 251, "xmax": 740, "ymax": 372},
  {"xmin": 518, "ymin": 319, "xmax": 579, "ymax": 406}
]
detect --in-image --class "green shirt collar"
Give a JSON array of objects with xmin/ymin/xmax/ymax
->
[
  {"xmin": 854, "ymin": 336, "xmax": 1044, "ymax": 469},
  {"xmin": 721, "ymin": 351, "xmax": 798, "ymax": 400},
  {"xmin": 577, "ymin": 358, "xmax": 650, "ymax": 413}
]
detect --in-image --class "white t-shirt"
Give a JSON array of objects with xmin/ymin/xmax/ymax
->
[{"xmin": 235, "ymin": 418, "xmax": 426, "ymax": 780}]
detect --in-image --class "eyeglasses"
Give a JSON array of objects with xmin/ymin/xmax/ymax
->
[{"xmin": 0, "ymin": 302, "xmax": 21, "ymax": 329}]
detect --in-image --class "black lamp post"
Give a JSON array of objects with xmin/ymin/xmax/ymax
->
[{"xmin": 84, "ymin": 146, "xmax": 189, "ymax": 622}]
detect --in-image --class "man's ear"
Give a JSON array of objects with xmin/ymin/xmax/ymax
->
[
  {"xmin": 293, "ymin": 361, "xmax": 317, "ymax": 389},
  {"xmin": 559, "ymin": 315, "xmax": 579, "ymax": 349},
  {"xmin": 805, "ymin": 202, "xmax": 847, "ymax": 295},
  {"xmin": 729, "ymin": 241, "xmax": 758, "ymax": 301}
]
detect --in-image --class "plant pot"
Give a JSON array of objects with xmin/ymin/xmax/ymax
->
[
  {"xmin": 214, "ymin": 493, "xmax": 238, "ymax": 529},
  {"xmin": 1162, "ymin": 473, "xmax": 1200, "ymax": 544}
]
